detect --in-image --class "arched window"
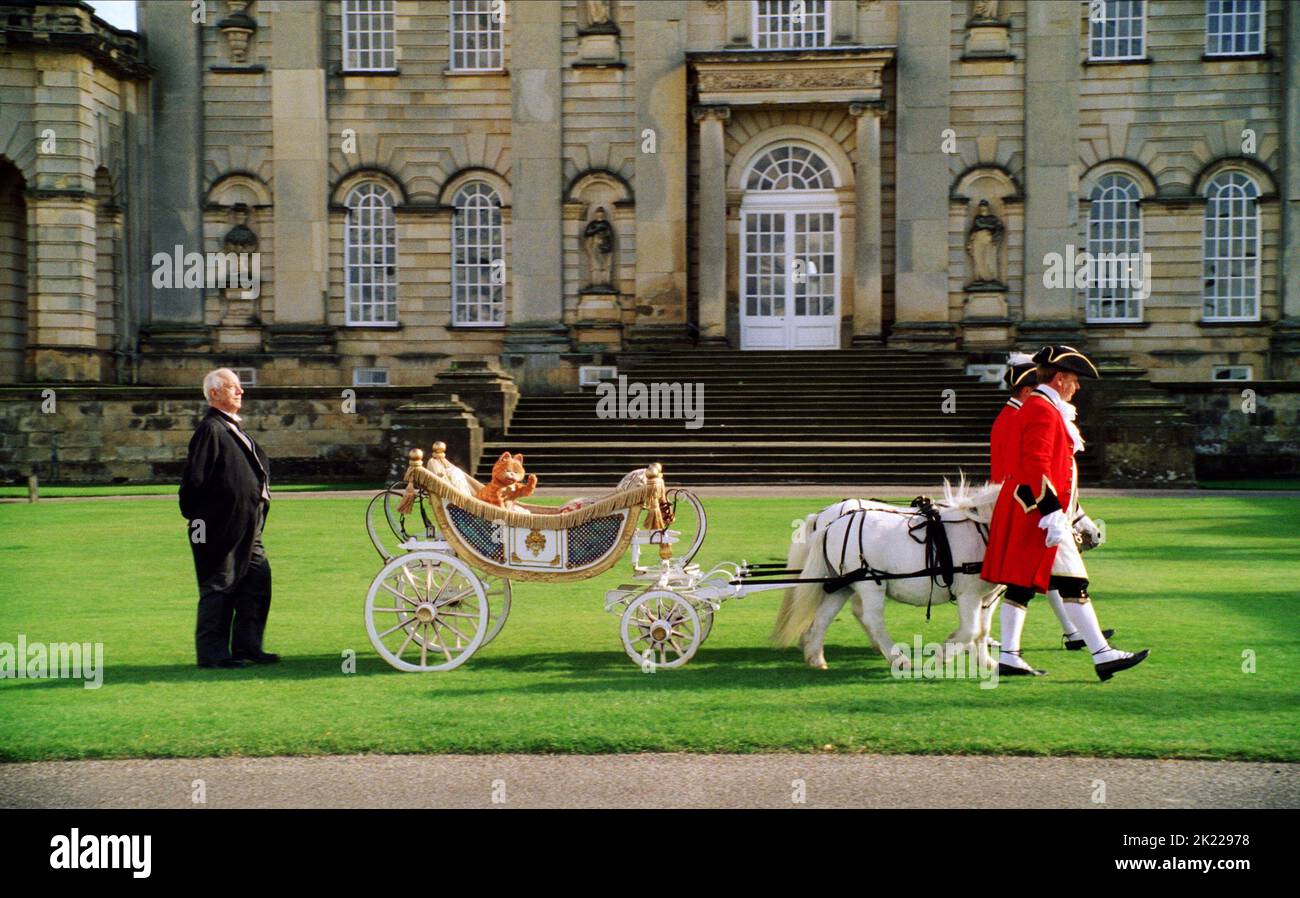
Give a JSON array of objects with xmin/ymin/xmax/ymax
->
[
  {"xmin": 1086, "ymin": 173, "xmax": 1143, "ymax": 322},
  {"xmin": 452, "ymin": 182, "xmax": 504, "ymax": 326},
  {"xmin": 1202, "ymin": 171, "xmax": 1260, "ymax": 321},
  {"xmin": 345, "ymin": 182, "xmax": 398, "ymax": 325},
  {"xmin": 745, "ymin": 144, "xmax": 834, "ymax": 191}
]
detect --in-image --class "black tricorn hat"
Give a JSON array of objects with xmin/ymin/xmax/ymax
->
[
  {"xmin": 1003, "ymin": 352, "xmax": 1037, "ymax": 390},
  {"xmin": 1032, "ymin": 344, "xmax": 1100, "ymax": 379}
]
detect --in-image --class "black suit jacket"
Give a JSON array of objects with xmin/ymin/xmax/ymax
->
[{"xmin": 179, "ymin": 407, "xmax": 271, "ymax": 593}]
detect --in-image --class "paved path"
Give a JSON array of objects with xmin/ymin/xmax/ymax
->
[{"xmin": 1, "ymin": 754, "xmax": 1294, "ymax": 809}]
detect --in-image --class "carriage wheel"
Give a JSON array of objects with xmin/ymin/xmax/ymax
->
[
  {"xmin": 696, "ymin": 604, "xmax": 715, "ymax": 644},
  {"xmin": 620, "ymin": 590, "xmax": 702, "ymax": 670},
  {"xmin": 480, "ymin": 574, "xmax": 513, "ymax": 648},
  {"xmin": 365, "ymin": 551, "xmax": 488, "ymax": 672}
]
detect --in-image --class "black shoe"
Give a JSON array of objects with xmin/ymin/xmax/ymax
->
[
  {"xmin": 199, "ymin": 658, "xmax": 252, "ymax": 669},
  {"xmin": 232, "ymin": 651, "xmax": 280, "ymax": 664},
  {"xmin": 1095, "ymin": 648, "xmax": 1150, "ymax": 682},
  {"xmin": 998, "ymin": 661, "xmax": 1047, "ymax": 677},
  {"xmin": 1064, "ymin": 628, "xmax": 1115, "ymax": 651}
]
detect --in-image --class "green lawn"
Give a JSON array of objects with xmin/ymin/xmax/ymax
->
[
  {"xmin": 0, "ymin": 495, "xmax": 1296, "ymax": 762},
  {"xmin": 0, "ymin": 482, "xmax": 387, "ymax": 498}
]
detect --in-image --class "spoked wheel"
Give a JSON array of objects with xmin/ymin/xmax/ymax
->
[
  {"xmin": 620, "ymin": 590, "xmax": 702, "ymax": 670},
  {"xmin": 663, "ymin": 489, "xmax": 707, "ymax": 565},
  {"xmin": 696, "ymin": 605, "xmax": 715, "ymax": 644},
  {"xmin": 480, "ymin": 574, "xmax": 512, "ymax": 648},
  {"xmin": 365, "ymin": 551, "xmax": 488, "ymax": 672}
]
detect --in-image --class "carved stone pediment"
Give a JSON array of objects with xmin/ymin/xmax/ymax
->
[{"xmin": 688, "ymin": 48, "xmax": 894, "ymax": 107}]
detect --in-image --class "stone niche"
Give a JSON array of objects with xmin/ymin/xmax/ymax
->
[
  {"xmin": 576, "ymin": 0, "xmax": 621, "ymax": 65},
  {"xmin": 951, "ymin": 166, "xmax": 1022, "ymax": 348},
  {"xmin": 204, "ymin": 173, "xmax": 273, "ymax": 351},
  {"xmin": 563, "ymin": 171, "xmax": 634, "ymax": 352},
  {"xmin": 962, "ymin": 0, "xmax": 1012, "ymax": 60}
]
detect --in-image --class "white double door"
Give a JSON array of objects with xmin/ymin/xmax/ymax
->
[{"xmin": 739, "ymin": 196, "xmax": 840, "ymax": 350}]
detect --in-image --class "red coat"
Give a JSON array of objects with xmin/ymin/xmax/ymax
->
[
  {"xmin": 988, "ymin": 399, "xmax": 1023, "ymax": 484},
  {"xmin": 981, "ymin": 390, "xmax": 1076, "ymax": 591}
]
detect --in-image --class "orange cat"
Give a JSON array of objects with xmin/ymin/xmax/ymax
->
[{"xmin": 477, "ymin": 451, "xmax": 537, "ymax": 508}]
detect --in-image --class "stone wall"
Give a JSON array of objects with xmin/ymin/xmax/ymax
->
[
  {"xmin": 1163, "ymin": 382, "xmax": 1300, "ymax": 478},
  {"xmin": 0, "ymin": 386, "xmax": 423, "ymax": 485}
]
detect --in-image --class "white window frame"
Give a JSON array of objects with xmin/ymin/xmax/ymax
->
[
  {"xmin": 352, "ymin": 366, "xmax": 390, "ymax": 386},
  {"xmin": 451, "ymin": 182, "xmax": 505, "ymax": 327},
  {"xmin": 1089, "ymin": 0, "xmax": 1147, "ymax": 61},
  {"xmin": 752, "ymin": 0, "xmax": 829, "ymax": 50},
  {"xmin": 1211, "ymin": 365, "xmax": 1253, "ymax": 381},
  {"xmin": 1205, "ymin": 0, "xmax": 1265, "ymax": 57},
  {"xmin": 449, "ymin": 0, "xmax": 504, "ymax": 72},
  {"xmin": 230, "ymin": 367, "xmax": 257, "ymax": 386},
  {"xmin": 1085, "ymin": 174, "xmax": 1145, "ymax": 324},
  {"xmin": 342, "ymin": 0, "xmax": 397, "ymax": 73},
  {"xmin": 1202, "ymin": 171, "xmax": 1261, "ymax": 323},
  {"xmin": 344, "ymin": 182, "xmax": 399, "ymax": 327}
]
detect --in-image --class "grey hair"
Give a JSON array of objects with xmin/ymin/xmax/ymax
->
[{"xmin": 202, "ymin": 368, "xmax": 236, "ymax": 401}]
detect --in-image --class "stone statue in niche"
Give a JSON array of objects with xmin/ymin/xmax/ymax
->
[
  {"xmin": 223, "ymin": 203, "xmax": 258, "ymax": 253},
  {"xmin": 971, "ymin": 0, "xmax": 999, "ymax": 21},
  {"xmin": 965, "ymin": 200, "xmax": 1005, "ymax": 288},
  {"xmin": 583, "ymin": 206, "xmax": 615, "ymax": 289},
  {"xmin": 582, "ymin": 0, "xmax": 618, "ymax": 34}
]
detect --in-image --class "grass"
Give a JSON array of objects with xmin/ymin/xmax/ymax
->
[{"xmin": 0, "ymin": 494, "xmax": 1297, "ymax": 762}]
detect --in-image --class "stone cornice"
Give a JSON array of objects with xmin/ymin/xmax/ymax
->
[
  {"xmin": 688, "ymin": 46, "xmax": 894, "ymax": 107},
  {"xmin": 0, "ymin": 1, "xmax": 152, "ymax": 80}
]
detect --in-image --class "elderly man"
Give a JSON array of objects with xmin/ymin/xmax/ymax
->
[{"xmin": 179, "ymin": 368, "xmax": 278, "ymax": 669}]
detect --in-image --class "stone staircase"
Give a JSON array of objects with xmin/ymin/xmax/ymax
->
[{"xmin": 475, "ymin": 349, "xmax": 1096, "ymax": 487}]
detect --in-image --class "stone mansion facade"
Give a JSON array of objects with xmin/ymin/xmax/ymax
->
[{"xmin": 1, "ymin": 0, "xmax": 1298, "ymax": 393}]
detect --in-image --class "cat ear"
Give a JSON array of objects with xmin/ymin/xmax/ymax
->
[
  {"xmin": 497, "ymin": 451, "xmax": 512, "ymax": 462},
  {"xmin": 514, "ymin": 453, "xmax": 524, "ymax": 463}
]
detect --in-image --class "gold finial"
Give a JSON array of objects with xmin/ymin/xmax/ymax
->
[
  {"xmin": 408, "ymin": 448, "xmax": 424, "ymax": 467},
  {"xmin": 645, "ymin": 462, "xmax": 663, "ymax": 480},
  {"xmin": 431, "ymin": 441, "xmax": 447, "ymax": 459},
  {"xmin": 658, "ymin": 541, "xmax": 673, "ymax": 561}
]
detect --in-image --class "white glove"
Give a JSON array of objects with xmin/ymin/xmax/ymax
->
[
  {"xmin": 1074, "ymin": 513, "xmax": 1103, "ymax": 550},
  {"xmin": 1038, "ymin": 509, "xmax": 1070, "ymax": 548}
]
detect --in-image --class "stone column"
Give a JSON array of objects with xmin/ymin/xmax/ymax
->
[
  {"xmin": 1021, "ymin": 0, "xmax": 1083, "ymax": 344},
  {"xmin": 850, "ymin": 100, "xmax": 886, "ymax": 344},
  {"xmin": 694, "ymin": 105, "xmax": 730, "ymax": 345},
  {"xmin": 890, "ymin": 3, "xmax": 953, "ymax": 347},
  {"xmin": 629, "ymin": 1, "xmax": 688, "ymax": 348},
  {"xmin": 269, "ymin": 1, "xmax": 329, "ymax": 334},
  {"xmin": 503, "ymin": 0, "xmax": 569, "ymax": 390},
  {"xmin": 1272, "ymin": 0, "xmax": 1300, "ymax": 377},
  {"xmin": 27, "ymin": 51, "xmax": 101, "ymax": 381}
]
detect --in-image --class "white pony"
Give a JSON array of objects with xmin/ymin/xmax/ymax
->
[{"xmin": 773, "ymin": 479, "xmax": 1004, "ymax": 671}]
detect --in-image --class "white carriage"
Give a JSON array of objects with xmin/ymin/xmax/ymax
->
[{"xmin": 364, "ymin": 443, "xmax": 767, "ymax": 672}]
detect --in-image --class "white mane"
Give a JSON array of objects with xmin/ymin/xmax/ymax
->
[{"xmin": 938, "ymin": 474, "xmax": 1001, "ymax": 524}]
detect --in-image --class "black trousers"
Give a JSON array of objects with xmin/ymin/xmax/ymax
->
[{"xmin": 195, "ymin": 507, "xmax": 272, "ymax": 664}]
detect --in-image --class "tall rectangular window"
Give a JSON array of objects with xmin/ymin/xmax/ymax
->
[
  {"xmin": 1089, "ymin": 0, "xmax": 1146, "ymax": 61},
  {"xmin": 450, "ymin": 0, "xmax": 504, "ymax": 71},
  {"xmin": 753, "ymin": 0, "xmax": 828, "ymax": 50},
  {"xmin": 343, "ymin": 0, "xmax": 396, "ymax": 72},
  {"xmin": 1206, "ymin": 0, "xmax": 1264, "ymax": 56}
]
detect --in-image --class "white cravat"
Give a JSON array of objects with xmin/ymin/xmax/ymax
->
[{"xmin": 1035, "ymin": 384, "xmax": 1086, "ymax": 454}]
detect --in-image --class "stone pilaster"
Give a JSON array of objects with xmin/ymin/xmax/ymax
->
[
  {"xmin": 724, "ymin": 0, "xmax": 751, "ymax": 47},
  {"xmin": 27, "ymin": 50, "xmax": 102, "ymax": 381},
  {"xmin": 629, "ymin": 1, "xmax": 688, "ymax": 348},
  {"xmin": 140, "ymin": 1, "xmax": 204, "ymax": 326},
  {"xmin": 1020, "ymin": 1, "xmax": 1083, "ymax": 345},
  {"xmin": 850, "ymin": 100, "xmax": 886, "ymax": 345},
  {"xmin": 890, "ymin": 3, "xmax": 954, "ymax": 347},
  {"xmin": 269, "ymin": 1, "xmax": 328, "ymax": 328},
  {"xmin": 693, "ymin": 104, "xmax": 730, "ymax": 345},
  {"xmin": 505, "ymin": 0, "xmax": 569, "ymax": 387},
  {"xmin": 1272, "ymin": 0, "xmax": 1300, "ymax": 378}
]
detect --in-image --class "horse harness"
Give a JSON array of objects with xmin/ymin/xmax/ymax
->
[{"xmin": 735, "ymin": 496, "xmax": 990, "ymax": 620}]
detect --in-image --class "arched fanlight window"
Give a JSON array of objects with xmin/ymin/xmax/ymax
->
[
  {"xmin": 452, "ymin": 182, "xmax": 504, "ymax": 326},
  {"xmin": 1086, "ymin": 173, "xmax": 1143, "ymax": 322},
  {"xmin": 745, "ymin": 144, "xmax": 834, "ymax": 191},
  {"xmin": 345, "ymin": 182, "xmax": 398, "ymax": 325},
  {"xmin": 1202, "ymin": 171, "xmax": 1260, "ymax": 321}
]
